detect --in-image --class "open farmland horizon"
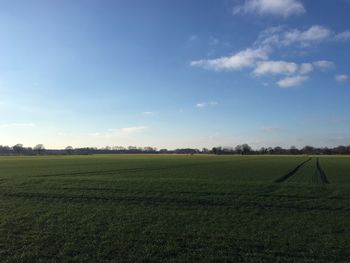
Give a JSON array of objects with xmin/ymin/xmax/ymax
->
[
  {"xmin": 1, "ymin": 0, "xmax": 350, "ymax": 262},
  {"xmin": 2, "ymin": 143, "xmax": 350, "ymax": 156},
  {"xmin": 0, "ymin": 154, "xmax": 349, "ymax": 262}
]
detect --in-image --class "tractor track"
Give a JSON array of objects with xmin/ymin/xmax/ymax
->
[
  {"xmin": 274, "ymin": 157, "xmax": 312, "ymax": 183},
  {"xmin": 274, "ymin": 157, "xmax": 331, "ymax": 185},
  {"xmin": 316, "ymin": 157, "xmax": 330, "ymax": 184}
]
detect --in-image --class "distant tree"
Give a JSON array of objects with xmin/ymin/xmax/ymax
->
[
  {"xmin": 241, "ymin": 144, "xmax": 252, "ymax": 155},
  {"xmin": 0, "ymin": 145, "xmax": 11, "ymax": 155},
  {"xmin": 202, "ymin": 148, "xmax": 209, "ymax": 153},
  {"xmin": 322, "ymin": 147, "xmax": 332, "ymax": 155},
  {"xmin": 289, "ymin": 146, "xmax": 299, "ymax": 155},
  {"xmin": 128, "ymin": 146, "xmax": 137, "ymax": 151},
  {"xmin": 302, "ymin": 146, "xmax": 315, "ymax": 155},
  {"xmin": 34, "ymin": 144, "xmax": 45, "ymax": 155},
  {"xmin": 174, "ymin": 148, "xmax": 198, "ymax": 154},
  {"xmin": 65, "ymin": 146, "xmax": 74, "ymax": 154},
  {"xmin": 112, "ymin": 146, "xmax": 125, "ymax": 151},
  {"xmin": 212, "ymin": 147, "xmax": 222, "ymax": 155},
  {"xmin": 235, "ymin": 145, "xmax": 243, "ymax": 154},
  {"xmin": 334, "ymin": 145, "xmax": 348, "ymax": 155},
  {"xmin": 13, "ymin": 144, "xmax": 24, "ymax": 155},
  {"xmin": 273, "ymin": 146, "xmax": 284, "ymax": 155},
  {"xmin": 267, "ymin": 147, "xmax": 273, "ymax": 154},
  {"xmin": 259, "ymin": 147, "xmax": 267, "ymax": 154},
  {"xmin": 222, "ymin": 147, "xmax": 234, "ymax": 154},
  {"xmin": 234, "ymin": 144, "xmax": 252, "ymax": 155},
  {"xmin": 143, "ymin": 146, "xmax": 156, "ymax": 152}
]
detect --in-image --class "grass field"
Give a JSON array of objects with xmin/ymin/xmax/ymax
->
[{"xmin": 0, "ymin": 154, "xmax": 349, "ymax": 262}]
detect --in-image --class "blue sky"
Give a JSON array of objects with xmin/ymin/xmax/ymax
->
[{"xmin": 0, "ymin": 0, "xmax": 350, "ymax": 149}]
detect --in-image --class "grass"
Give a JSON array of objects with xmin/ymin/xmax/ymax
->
[{"xmin": 0, "ymin": 154, "xmax": 349, "ymax": 262}]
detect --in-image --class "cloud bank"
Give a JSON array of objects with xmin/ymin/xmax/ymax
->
[{"xmin": 191, "ymin": 24, "xmax": 349, "ymax": 88}]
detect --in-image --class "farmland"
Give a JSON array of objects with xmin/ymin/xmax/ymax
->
[{"xmin": 0, "ymin": 154, "xmax": 349, "ymax": 262}]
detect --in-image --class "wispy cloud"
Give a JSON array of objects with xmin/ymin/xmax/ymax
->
[
  {"xmin": 283, "ymin": 26, "xmax": 332, "ymax": 46},
  {"xmin": 254, "ymin": 60, "xmax": 334, "ymax": 76},
  {"xmin": 196, "ymin": 102, "xmax": 218, "ymax": 108},
  {"xmin": 256, "ymin": 25, "xmax": 350, "ymax": 48},
  {"xmin": 109, "ymin": 126, "xmax": 148, "ymax": 135},
  {"xmin": 188, "ymin": 35, "xmax": 198, "ymax": 42},
  {"xmin": 186, "ymin": 35, "xmax": 199, "ymax": 47},
  {"xmin": 335, "ymin": 30, "xmax": 350, "ymax": 41},
  {"xmin": 335, "ymin": 74, "xmax": 348, "ymax": 83},
  {"xmin": 209, "ymin": 37, "xmax": 220, "ymax": 45},
  {"xmin": 142, "ymin": 111, "xmax": 157, "ymax": 116},
  {"xmin": 254, "ymin": 60, "xmax": 298, "ymax": 75},
  {"xmin": 191, "ymin": 47, "xmax": 268, "ymax": 71},
  {"xmin": 233, "ymin": 0, "xmax": 306, "ymax": 17},
  {"xmin": 299, "ymin": 63, "xmax": 314, "ymax": 74},
  {"xmin": 312, "ymin": 60, "xmax": 335, "ymax": 71},
  {"xmin": 277, "ymin": 75, "xmax": 308, "ymax": 88}
]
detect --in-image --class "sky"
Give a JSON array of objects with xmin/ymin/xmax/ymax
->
[{"xmin": 0, "ymin": 0, "xmax": 350, "ymax": 150}]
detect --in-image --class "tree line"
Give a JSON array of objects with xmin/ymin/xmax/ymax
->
[{"xmin": 1, "ymin": 143, "xmax": 350, "ymax": 155}]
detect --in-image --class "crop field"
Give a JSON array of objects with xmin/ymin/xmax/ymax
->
[{"xmin": 0, "ymin": 154, "xmax": 349, "ymax": 262}]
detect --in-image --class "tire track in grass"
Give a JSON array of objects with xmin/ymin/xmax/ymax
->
[
  {"xmin": 312, "ymin": 168, "xmax": 320, "ymax": 184},
  {"xmin": 316, "ymin": 158, "xmax": 330, "ymax": 185},
  {"xmin": 287, "ymin": 158, "xmax": 316, "ymax": 184},
  {"xmin": 274, "ymin": 157, "xmax": 312, "ymax": 183}
]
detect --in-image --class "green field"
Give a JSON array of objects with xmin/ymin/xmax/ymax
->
[{"xmin": 0, "ymin": 155, "xmax": 349, "ymax": 262}]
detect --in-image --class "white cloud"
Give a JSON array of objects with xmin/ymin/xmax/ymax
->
[
  {"xmin": 283, "ymin": 26, "xmax": 332, "ymax": 46},
  {"xmin": 0, "ymin": 123, "xmax": 35, "ymax": 128},
  {"xmin": 313, "ymin": 60, "xmax": 335, "ymax": 71},
  {"xmin": 234, "ymin": 0, "xmax": 306, "ymax": 17},
  {"xmin": 299, "ymin": 63, "xmax": 313, "ymax": 75},
  {"xmin": 277, "ymin": 75, "xmax": 308, "ymax": 88},
  {"xmin": 254, "ymin": 60, "xmax": 298, "ymax": 75},
  {"xmin": 254, "ymin": 60, "xmax": 331, "ymax": 76},
  {"xmin": 196, "ymin": 102, "xmax": 218, "ymax": 108},
  {"xmin": 256, "ymin": 25, "xmax": 350, "ymax": 48},
  {"xmin": 335, "ymin": 74, "xmax": 348, "ymax": 83},
  {"xmin": 191, "ymin": 23, "xmax": 346, "ymax": 89},
  {"xmin": 191, "ymin": 47, "xmax": 268, "ymax": 71}
]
